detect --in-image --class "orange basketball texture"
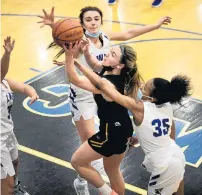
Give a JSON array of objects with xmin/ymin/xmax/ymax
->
[{"xmin": 52, "ymin": 18, "xmax": 83, "ymax": 47}]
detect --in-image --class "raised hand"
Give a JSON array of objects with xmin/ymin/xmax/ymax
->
[
  {"xmin": 156, "ymin": 16, "xmax": 172, "ymax": 28},
  {"xmin": 80, "ymin": 38, "xmax": 91, "ymax": 56},
  {"xmin": 37, "ymin": 7, "xmax": 55, "ymax": 28},
  {"xmin": 63, "ymin": 42, "xmax": 74, "ymax": 57},
  {"xmin": 63, "ymin": 41, "xmax": 81, "ymax": 58},
  {"xmin": 3, "ymin": 37, "xmax": 15, "ymax": 54}
]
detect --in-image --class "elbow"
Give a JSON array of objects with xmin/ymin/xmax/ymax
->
[
  {"xmin": 122, "ymin": 31, "xmax": 133, "ymax": 41},
  {"xmin": 122, "ymin": 37, "xmax": 129, "ymax": 41},
  {"xmin": 67, "ymin": 76, "xmax": 75, "ymax": 84},
  {"xmin": 95, "ymin": 80, "xmax": 105, "ymax": 90},
  {"xmin": 23, "ymin": 84, "xmax": 33, "ymax": 94},
  {"xmin": 67, "ymin": 75, "xmax": 79, "ymax": 86}
]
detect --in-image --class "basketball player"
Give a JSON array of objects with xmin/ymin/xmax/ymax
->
[
  {"xmin": 1, "ymin": 37, "xmax": 39, "ymax": 195},
  {"xmin": 76, "ymin": 61, "xmax": 191, "ymax": 195},
  {"xmin": 63, "ymin": 42, "xmax": 142, "ymax": 195},
  {"xmin": 38, "ymin": 6, "xmax": 171, "ymax": 194}
]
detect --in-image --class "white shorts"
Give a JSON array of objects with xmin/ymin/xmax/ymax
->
[
  {"xmin": 69, "ymin": 100, "xmax": 97, "ymax": 122},
  {"xmin": 69, "ymin": 84, "xmax": 97, "ymax": 122},
  {"xmin": 148, "ymin": 155, "xmax": 185, "ymax": 195},
  {"xmin": 1, "ymin": 131, "xmax": 18, "ymax": 179}
]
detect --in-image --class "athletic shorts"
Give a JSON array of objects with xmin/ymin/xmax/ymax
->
[
  {"xmin": 88, "ymin": 121, "xmax": 132, "ymax": 157},
  {"xmin": 147, "ymin": 149, "xmax": 185, "ymax": 195},
  {"xmin": 69, "ymin": 101, "xmax": 97, "ymax": 122},
  {"xmin": 1, "ymin": 131, "xmax": 18, "ymax": 179},
  {"xmin": 69, "ymin": 84, "xmax": 97, "ymax": 122}
]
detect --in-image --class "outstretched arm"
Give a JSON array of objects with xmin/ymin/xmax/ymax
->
[
  {"xmin": 107, "ymin": 17, "xmax": 171, "ymax": 41},
  {"xmin": 81, "ymin": 39, "xmax": 103, "ymax": 72},
  {"xmin": 64, "ymin": 43, "xmax": 100, "ymax": 94},
  {"xmin": 7, "ymin": 79, "xmax": 39, "ymax": 104},
  {"xmin": 74, "ymin": 60, "xmax": 143, "ymax": 112},
  {"xmin": 1, "ymin": 37, "xmax": 15, "ymax": 82}
]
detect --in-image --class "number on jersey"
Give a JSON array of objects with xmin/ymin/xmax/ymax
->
[{"xmin": 152, "ymin": 119, "xmax": 170, "ymax": 137}]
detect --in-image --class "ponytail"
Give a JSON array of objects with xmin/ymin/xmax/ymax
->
[
  {"xmin": 120, "ymin": 45, "xmax": 144, "ymax": 97},
  {"xmin": 152, "ymin": 75, "xmax": 192, "ymax": 105},
  {"xmin": 169, "ymin": 75, "xmax": 192, "ymax": 104}
]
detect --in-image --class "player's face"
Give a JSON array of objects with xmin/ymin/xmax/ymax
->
[
  {"xmin": 83, "ymin": 11, "xmax": 102, "ymax": 33},
  {"xmin": 103, "ymin": 46, "xmax": 123, "ymax": 67},
  {"xmin": 141, "ymin": 79, "xmax": 154, "ymax": 100}
]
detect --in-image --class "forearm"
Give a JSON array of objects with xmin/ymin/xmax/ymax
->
[
  {"xmin": 75, "ymin": 61, "xmax": 103, "ymax": 88},
  {"xmin": 126, "ymin": 24, "xmax": 158, "ymax": 39},
  {"xmin": 24, "ymin": 85, "xmax": 37, "ymax": 98},
  {"xmin": 65, "ymin": 55, "xmax": 81, "ymax": 84},
  {"xmin": 1, "ymin": 52, "xmax": 11, "ymax": 81},
  {"xmin": 84, "ymin": 53, "xmax": 103, "ymax": 72}
]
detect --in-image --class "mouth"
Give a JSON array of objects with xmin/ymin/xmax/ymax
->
[{"xmin": 90, "ymin": 28, "xmax": 97, "ymax": 31}]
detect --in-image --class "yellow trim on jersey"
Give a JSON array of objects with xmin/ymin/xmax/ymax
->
[
  {"xmin": 90, "ymin": 123, "xmax": 108, "ymax": 145},
  {"xmin": 91, "ymin": 144, "xmax": 102, "ymax": 148}
]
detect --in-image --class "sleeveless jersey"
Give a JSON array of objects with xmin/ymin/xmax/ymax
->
[
  {"xmin": 94, "ymin": 75, "xmax": 133, "ymax": 138},
  {"xmin": 1, "ymin": 80, "xmax": 14, "ymax": 134},
  {"xmin": 70, "ymin": 33, "xmax": 110, "ymax": 103},
  {"xmin": 135, "ymin": 102, "xmax": 175, "ymax": 174}
]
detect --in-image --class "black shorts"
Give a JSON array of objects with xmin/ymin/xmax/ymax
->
[{"xmin": 88, "ymin": 121, "xmax": 133, "ymax": 157}]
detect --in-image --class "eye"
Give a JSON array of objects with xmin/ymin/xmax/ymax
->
[{"xmin": 85, "ymin": 19, "xmax": 91, "ymax": 22}]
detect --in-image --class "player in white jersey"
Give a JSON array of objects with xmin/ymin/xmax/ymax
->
[
  {"xmin": 75, "ymin": 65, "xmax": 192, "ymax": 195},
  {"xmin": 1, "ymin": 37, "xmax": 39, "ymax": 195},
  {"xmin": 38, "ymin": 6, "xmax": 171, "ymax": 195}
]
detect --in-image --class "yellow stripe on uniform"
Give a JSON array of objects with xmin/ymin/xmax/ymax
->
[
  {"xmin": 90, "ymin": 123, "xmax": 109, "ymax": 145},
  {"xmin": 91, "ymin": 144, "xmax": 103, "ymax": 148}
]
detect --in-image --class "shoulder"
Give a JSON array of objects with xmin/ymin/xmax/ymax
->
[{"xmin": 101, "ymin": 31, "xmax": 111, "ymax": 40}]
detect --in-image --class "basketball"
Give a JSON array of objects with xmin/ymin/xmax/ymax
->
[{"xmin": 52, "ymin": 18, "xmax": 83, "ymax": 47}]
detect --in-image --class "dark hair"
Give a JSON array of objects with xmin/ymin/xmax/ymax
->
[
  {"xmin": 119, "ymin": 45, "xmax": 144, "ymax": 97},
  {"xmin": 48, "ymin": 6, "xmax": 103, "ymax": 59},
  {"xmin": 151, "ymin": 75, "xmax": 192, "ymax": 105},
  {"xmin": 79, "ymin": 6, "xmax": 103, "ymax": 26}
]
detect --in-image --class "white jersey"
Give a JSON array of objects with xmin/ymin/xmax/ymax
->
[
  {"xmin": 135, "ymin": 102, "xmax": 182, "ymax": 174},
  {"xmin": 1, "ymin": 80, "xmax": 14, "ymax": 134},
  {"xmin": 70, "ymin": 33, "xmax": 110, "ymax": 103}
]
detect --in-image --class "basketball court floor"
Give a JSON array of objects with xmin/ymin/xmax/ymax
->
[{"xmin": 1, "ymin": 0, "xmax": 202, "ymax": 194}]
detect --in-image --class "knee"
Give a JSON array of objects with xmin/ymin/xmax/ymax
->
[
  {"xmin": 104, "ymin": 165, "xmax": 120, "ymax": 175},
  {"xmin": 71, "ymin": 153, "xmax": 80, "ymax": 170}
]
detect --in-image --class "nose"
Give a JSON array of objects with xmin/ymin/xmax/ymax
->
[
  {"xmin": 91, "ymin": 20, "xmax": 96, "ymax": 25},
  {"xmin": 139, "ymin": 83, "xmax": 144, "ymax": 90}
]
